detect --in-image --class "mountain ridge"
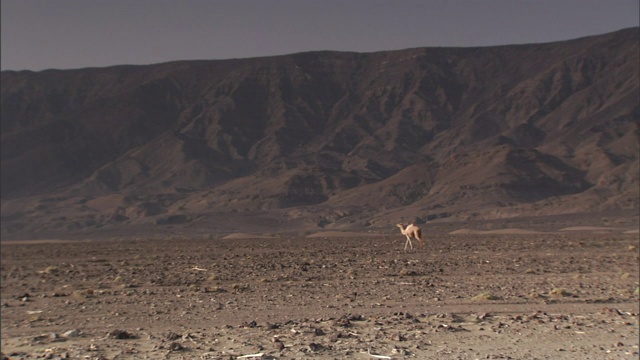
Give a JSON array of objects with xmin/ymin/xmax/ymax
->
[{"xmin": 1, "ymin": 27, "xmax": 638, "ymax": 238}]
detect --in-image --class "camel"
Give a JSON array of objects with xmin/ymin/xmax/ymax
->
[{"xmin": 396, "ymin": 223, "xmax": 423, "ymax": 250}]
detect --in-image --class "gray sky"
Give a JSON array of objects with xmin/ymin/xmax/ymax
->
[{"xmin": 2, "ymin": 0, "xmax": 638, "ymax": 71}]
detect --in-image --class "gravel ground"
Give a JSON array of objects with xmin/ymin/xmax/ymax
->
[{"xmin": 1, "ymin": 231, "xmax": 638, "ymax": 359}]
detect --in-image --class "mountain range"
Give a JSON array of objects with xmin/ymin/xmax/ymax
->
[{"xmin": 1, "ymin": 27, "xmax": 638, "ymax": 239}]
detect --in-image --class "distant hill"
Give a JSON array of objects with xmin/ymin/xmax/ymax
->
[{"xmin": 1, "ymin": 28, "xmax": 638, "ymax": 238}]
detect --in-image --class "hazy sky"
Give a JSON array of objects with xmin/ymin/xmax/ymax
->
[{"xmin": 2, "ymin": 0, "xmax": 638, "ymax": 71}]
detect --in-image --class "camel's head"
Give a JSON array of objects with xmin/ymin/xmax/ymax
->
[{"xmin": 396, "ymin": 223, "xmax": 405, "ymax": 228}]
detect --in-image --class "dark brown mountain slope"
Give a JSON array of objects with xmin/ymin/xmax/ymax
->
[{"xmin": 1, "ymin": 28, "xmax": 638, "ymax": 238}]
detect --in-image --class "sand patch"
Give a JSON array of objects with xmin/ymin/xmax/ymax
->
[
  {"xmin": 449, "ymin": 229, "xmax": 484, "ymax": 235},
  {"xmin": 623, "ymin": 229, "xmax": 639, "ymax": 234},
  {"xmin": 560, "ymin": 226, "xmax": 620, "ymax": 232},
  {"xmin": 0, "ymin": 239, "xmax": 90, "ymax": 245},
  {"xmin": 449, "ymin": 228, "xmax": 541, "ymax": 235},
  {"xmin": 307, "ymin": 231, "xmax": 386, "ymax": 238},
  {"xmin": 221, "ymin": 233, "xmax": 275, "ymax": 239},
  {"xmin": 483, "ymin": 228, "xmax": 542, "ymax": 234}
]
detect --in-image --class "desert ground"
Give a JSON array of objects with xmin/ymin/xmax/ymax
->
[{"xmin": 1, "ymin": 224, "xmax": 638, "ymax": 359}]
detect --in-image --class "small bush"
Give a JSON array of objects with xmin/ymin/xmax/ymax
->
[
  {"xmin": 472, "ymin": 292, "xmax": 500, "ymax": 301},
  {"xmin": 399, "ymin": 269, "xmax": 418, "ymax": 276},
  {"xmin": 231, "ymin": 283, "xmax": 249, "ymax": 292},
  {"xmin": 528, "ymin": 292, "xmax": 547, "ymax": 299},
  {"xmin": 72, "ymin": 289, "xmax": 95, "ymax": 299},
  {"xmin": 549, "ymin": 288, "xmax": 571, "ymax": 297},
  {"xmin": 207, "ymin": 286, "xmax": 226, "ymax": 293}
]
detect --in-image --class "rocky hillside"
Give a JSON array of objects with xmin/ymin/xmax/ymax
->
[{"xmin": 1, "ymin": 28, "xmax": 638, "ymax": 238}]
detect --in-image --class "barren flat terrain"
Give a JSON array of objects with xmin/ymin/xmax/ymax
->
[{"xmin": 1, "ymin": 228, "xmax": 638, "ymax": 359}]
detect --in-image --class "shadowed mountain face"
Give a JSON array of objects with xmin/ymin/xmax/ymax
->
[{"xmin": 1, "ymin": 28, "xmax": 638, "ymax": 238}]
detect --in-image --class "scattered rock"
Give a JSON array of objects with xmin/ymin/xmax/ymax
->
[
  {"xmin": 333, "ymin": 315, "xmax": 357, "ymax": 327},
  {"xmin": 243, "ymin": 320, "xmax": 258, "ymax": 328},
  {"xmin": 63, "ymin": 329, "xmax": 81, "ymax": 338},
  {"xmin": 168, "ymin": 342, "xmax": 184, "ymax": 351},
  {"xmin": 307, "ymin": 342, "xmax": 323, "ymax": 352},
  {"xmin": 165, "ymin": 331, "xmax": 180, "ymax": 340},
  {"xmin": 107, "ymin": 329, "xmax": 135, "ymax": 339},
  {"xmin": 274, "ymin": 339, "xmax": 285, "ymax": 351}
]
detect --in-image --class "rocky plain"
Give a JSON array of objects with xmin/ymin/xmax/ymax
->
[{"xmin": 1, "ymin": 217, "xmax": 638, "ymax": 359}]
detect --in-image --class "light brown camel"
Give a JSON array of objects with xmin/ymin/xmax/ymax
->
[{"xmin": 396, "ymin": 223, "xmax": 423, "ymax": 250}]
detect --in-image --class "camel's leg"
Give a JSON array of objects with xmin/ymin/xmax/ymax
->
[
  {"xmin": 414, "ymin": 231, "xmax": 424, "ymax": 247},
  {"xmin": 404, "ymin": 236, "xmax": 413, "ymax": 250}
]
